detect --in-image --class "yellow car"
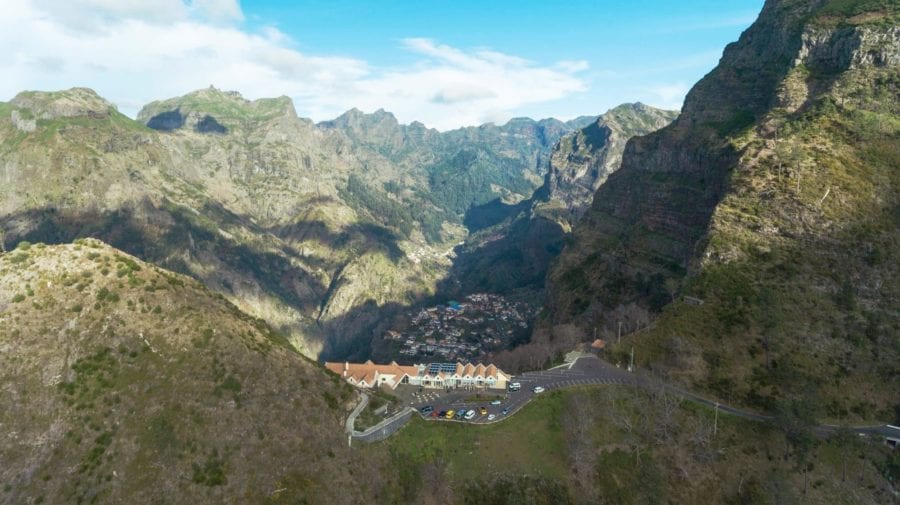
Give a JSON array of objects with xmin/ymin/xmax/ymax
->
[
  {"xmin": 479, "ymin": 407, "xmax": 487, "ymax": 416},
  {"xmin": 445, "ymin": 410, "xmax": 455, "ymax": 419}
]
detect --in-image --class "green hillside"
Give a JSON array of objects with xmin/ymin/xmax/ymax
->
[
  {"xmin": 0, "ymin": 240, "xmax": 388, "ymax": 504},
  {"xmin": 546, "ymin": 0, "xmax": 899, "ymax": 421}
]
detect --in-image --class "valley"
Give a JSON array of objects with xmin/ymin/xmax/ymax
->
[{"xmin": 1, "ymin": 0, "xmax": 898, "ymax": 503}]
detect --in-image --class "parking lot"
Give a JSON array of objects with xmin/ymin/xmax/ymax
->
[{"xmin": 401, "ymin": 355, "xmax": 636, "ymax": 424}]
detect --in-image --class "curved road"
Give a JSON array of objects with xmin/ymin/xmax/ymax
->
[{"xmin": 403, "ymin": 355, "xmax": 900, "ymax": 442}]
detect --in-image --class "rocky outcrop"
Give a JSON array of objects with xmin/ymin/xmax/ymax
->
[
  {"xmin": 9, "ymin": 87, "xmax": 114, "ymax": 120},
  {"xmin": 545, "ymin": 103, "xmax": 678, "ymax": 221}
]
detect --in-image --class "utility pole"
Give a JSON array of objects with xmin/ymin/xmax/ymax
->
[
  {"xmin": 714, "ymin": 402, "xmax": 719, "ymax": 437},
  {"xmin": 628, "ymin": 346, "xmax": 634, "ymax": 372},
  {"xmin": 618, "ymin": 321, "xmax": 622, "ymax": 343}
]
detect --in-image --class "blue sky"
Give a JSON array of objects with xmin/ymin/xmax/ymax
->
[{"xmin": 1, "ymin": 0, "xmax": 763, "ymax": 129}]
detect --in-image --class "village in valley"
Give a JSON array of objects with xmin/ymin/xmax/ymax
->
[{"xmin": 371, "ymin": 293, "xmax": 538, "ymax": 363}]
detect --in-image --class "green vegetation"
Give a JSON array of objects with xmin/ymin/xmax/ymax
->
[
  {"xmin": 355, "ymin": 388, "xmax": 401, "ymax": 430},
  {"xmin": 0, "ymin": 241, "xmax": 380, "ymax": 503},
  {"xmin": 191, "ymin": 450, "xmax": 227, "ymax": 486},
  {"xmin": 137, "ymin": 88, "xmax": 291, "ymax": 130},
  {"xmin": 376, "ymin": 390, "xmax": 568, "ymax": 484},
  {"xmin": 817, "ymin": 0, "xmax": 899, "ymax": 20},
  {"xmin": 95, "ymin": 287, "xmax": 119, "ymax": 303},
  {"xmin": 373, "ymin": 387, "xmax": 897, "ymax": 504},
  {"xmin": 8, "ymin": 252, "xmax": 29, "ymax": 264},
  {"xmin": 549, "ymin": 0, "xmax": 899, "ymax": 426},
  {"xmin": 341, "ymin": 173, "xmax": 449, "ymax": 243}
]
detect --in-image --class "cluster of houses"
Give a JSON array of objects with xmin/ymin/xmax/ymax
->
[
  {"xmin": 380, "ymin": 293, "xmax": 535, "ymax": 362},
  {"xmin": 324, "ymin": 360, "xmax": 512, "ymax": 390}
]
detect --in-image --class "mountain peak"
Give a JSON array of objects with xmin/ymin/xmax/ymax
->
[
  {"xmin": 136, "ymin": 88, "xmax": 297, "ymax": 132},
  {"xmin": 10, "ymin": 87, "xmax": 115, "ymax": 120}
]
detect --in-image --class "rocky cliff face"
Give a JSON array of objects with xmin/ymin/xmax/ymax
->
[
  {"xmin": 440, "ymin": 106, "xmax": 678, "ymax": 308},
  {"xmin": 544, "ymin": 0, "xmax": 899, "ymax": 419},
  {"xmin": 545, "ymin": 103, "xmax": 678, "ymax": 221}
]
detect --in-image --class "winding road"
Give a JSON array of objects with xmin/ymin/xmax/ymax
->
[{"xmin": 352, "ymin": 355, "xmax": 900, "ymax": 444}]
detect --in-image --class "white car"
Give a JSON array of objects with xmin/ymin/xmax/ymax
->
[
  {"xmin": 464, "ymin": 410, "xmax": 476, "ymax": 420},
  {"xmin": 532, "ymin": 386, "xmax": 545, "ymax": 393},
  {"xmin": 487, "ymin": 414, "xmax": 496, "ymax": 421}
]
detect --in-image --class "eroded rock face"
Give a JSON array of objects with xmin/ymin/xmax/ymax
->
[
  {"xmin": 10, "ymin": 110, "xmax": 36, "ymax": 132},
  {"xmin": 797, "ymin": 25, "xmax": 900, "ymax": 70},
  {"xmin": 545, "ymin": 103, "xmax": 679, "ymax": 221},
  {"xmin": 547, "ymin": 0, "xmax": 896, "ymax": 325},
  {"xmin": 542, "ymin": 0, "xmax": 899, "ymax": 415}
]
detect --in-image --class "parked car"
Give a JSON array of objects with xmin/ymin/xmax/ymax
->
[
  {"xmin": 431, "ymin": 410, "xmax": 439, "ymax": 418},
  {"xmin": 508, "ymin": 382, "xmax": 521, "ymax": 392},
  {"xmin": 420, "ymin": 405, "xmax": 433, "ymax": 415},
  {"xmin": 490, "ymin": 399, "xmax": 502, "ymax": 405},
  {"xmin": 445, "ymin": 410, "xmax": 455, "ymax": 419},
  {"xmin": 501, "ymin": 407, "xmax": 510, "ymax": 415},
  {"xmin": 464, "ymin": 410, "xmax": 476, "ymax": 420},
  {"xmin": 479, "ymin": 407, "xmax": 487, "ymax": 416},
  {"xmin": 487, "ymin": 414, "xmax": 496, "ymax": 421},
  {"xmin": 532, "ymin": 386, "xmax": 545, "ymax": 393},
  {"xmin": 438, "ymin": 410, "xmax": 447, "ymax": 418}
]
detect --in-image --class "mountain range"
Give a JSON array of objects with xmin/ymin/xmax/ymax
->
[
  {"xmin": 0, "ymin": 87, "xmax": 673, "ymax": 361},
  {"xmin": 1, "ymin": 0, "xmax": 898, "ymax": 503}
]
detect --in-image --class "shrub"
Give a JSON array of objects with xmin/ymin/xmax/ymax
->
[
  {"xmin": 11, "ymin": 294, "xmax": 25, "ymax": 303},
  {"xmin": 192, "ymin": 451, "xmax": 227, "ymax": 486},
  {"xmin": 8, "ymin": 252, "xmax": 29, "ymax": 264}
]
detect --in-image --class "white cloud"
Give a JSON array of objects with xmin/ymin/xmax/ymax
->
[
  {"xmin": 644, "ymin": 83, "xmax": 691, "ymax": 110},
  {"xmin": 0, "ymin": 1, "xmax": 588, "ymax": 130}
]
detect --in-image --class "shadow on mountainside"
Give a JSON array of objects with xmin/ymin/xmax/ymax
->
[
  {"xmin": 266, "ymin": 219, "xmax": 406, "ymax": 265},
  {"xmin": 0, "ymin": 200, "xmax": 328, "ymax": 319}
]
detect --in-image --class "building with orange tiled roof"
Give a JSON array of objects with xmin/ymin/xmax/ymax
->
[
  {"xmin": 324, "ymin": 360, "xmax": 511, "ymax": 390},
  {"xmin": 324, "ymin": 360, "xmax": 419, "ymax": 389}
]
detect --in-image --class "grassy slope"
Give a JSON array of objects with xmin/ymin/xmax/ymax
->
[
  {"xmin": 371, "ymin": 387, "xmax": 898, "ymax": 505},
  {"xmin": 0, "ymin": 240, "xmax": 389, "ymax": 505}
]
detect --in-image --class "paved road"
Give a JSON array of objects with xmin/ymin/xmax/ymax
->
[
  {"xmin": 411, "ymin": 355, "xmax": 636, "ymax": 425},
  {"xmin": 407, "ymin": 356, "xmax": 900, "ymax": 443},
  {"xmin": 345, "ymin": 355, "xmax": 899, "ymax": 444},
  {"xmin": 351, "ymin": 408, "xmax": 416, "ymax": 443}
]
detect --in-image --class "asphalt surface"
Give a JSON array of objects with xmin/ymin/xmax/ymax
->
[
  {"xmin": 346, "ymin": 355, "xmax": 900, "ymax": 446},
  {"xmin": 411, "ymin": 355, "xmax": 636, "ymax": 424},
  {"xmin": 407, "ymin": 356, "xmax": 900, "ymax": 443}
]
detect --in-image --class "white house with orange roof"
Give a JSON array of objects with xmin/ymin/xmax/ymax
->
[{"xmin": 324, "ymin": 360, "xmax": 511, "ymax": 390}]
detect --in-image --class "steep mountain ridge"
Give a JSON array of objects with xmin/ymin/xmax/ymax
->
[
  {"xmin": 437, "ymin": 104, "xmax": 678, "ymax": 302},
  {"xmin": 545, "ymin": 103, "xmax": 680, "ymax": 223},
  {"xmin": 0, "ymin": 239, "xmax": 385, "ymax": 504},
  {"xmin": 545, "ymin": 0, "xmax": 899, "ymax": 419}
]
